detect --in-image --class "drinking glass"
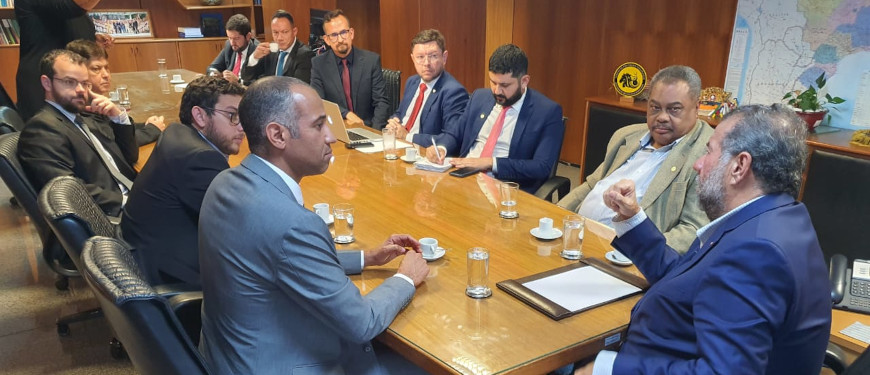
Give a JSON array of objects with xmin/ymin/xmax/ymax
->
[
  {"xmin": 466, "ymin": 247, "xmax": 492, "ymax": 298},
  {"xmin": 561, "ymin": 215, "xmax": 584, "ymax": 260},
  {"xmin": 333, "ymin": 203, "xmax": 355, "ymax": 244},
  {"xmin": 498, "ymin": 182, "xmax": 519, "ymax": 219}
]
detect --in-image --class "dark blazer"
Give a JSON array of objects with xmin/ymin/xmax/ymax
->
[
  {"xmin": 241, "ymin": 39, "xmax": 313, "ymax": 84},
  {"xmin": 121, "ymin": 123, "xmax": 229, "ymax": 285},
  {"xmin": 15, "ymin": 0, "xmax": 96, "ymax": 120},
  {"xmin": 18, "ymin": 104, "xmax": 138, "ymax": 216},
  {"xmin": 81, "ymin": 112, "xmax": 160, "ymax": 146},
  {"xmin": 436, "ymin": 88, "xmax": 563, "ymax": 193},
  {"xmin": 611, "ymin": 194, "xmax": 831, "ymax": 374},
  {"xmin": 208, "ymin": 39, "xmax": 260, "ymax": 84},
  {"xmin": 311, "ymin": 47, "xmax": 390, "ymax": 129},
  {"xmin": 392, "ymin": 71, "xmax": 468, "ymax": 147}
]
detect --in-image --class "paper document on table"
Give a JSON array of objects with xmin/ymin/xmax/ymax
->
[
  {"xmin": 353, "ymin": 140, "xmax": 412, "ymax": 154},
  {"xmin": 414, "ymin": 159, "xmax": 452, "ymax": 172},
  {"xmin": 841, "ymin": 321, "xmax": 870, "ymax": 344},
  {"xmin": 522, "ymin": 266, "xmax": 641, "ymax": 312}
]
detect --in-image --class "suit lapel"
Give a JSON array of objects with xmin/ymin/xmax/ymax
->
[
  {"xmin": 281, "ymin": 40, "xmax": 300, "ymax": 76},
  {"xmin": 48, "ymin": 106, "xmax": 98, "ymax": 154},
  {"xmin": 324, "ymin": 52, "xmax": 346, "ymax": 108},
  {"xmin": 350, "ymin": 50, "xmax": 364, "ymax": 108},
  {"xmin": 610, "ymin": 130, "xmax": 644, "ymax": 176},
  {"xmin": 240, "ymin": 155, "xmax": 298, "ymax": 203},
  {"xmin": 639, "ymin": 121, "xmax": 705, "ymax": 207},
  {"xmin": 508, "ymin": 89, "xmax": 535, "ymax": 158},
  {"xmin": 464, "ymin": 93, "xmax": 495, "ymax": 154},
  {"xmin": 420, "ymin": 74, "xmax": 444, "ymax": 125}
]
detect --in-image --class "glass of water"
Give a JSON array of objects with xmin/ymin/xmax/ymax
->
[
  {"xmin": 382, "ymin": 128, "xmax": 398, "ymax": 160},
  {"xmin": 498, "ymin": 181, "xmax": 519, "ymax": 219},
  {"xmin": 466, "ymin": 247, "xmax": 492, "ymax": 298},
  {"xmin": 333, "ymin": 203, "xmax": 355, "ymax": 244},
  {"xmin": 561, "ymin": 215, "xmax": 584, "ymax": 260}
]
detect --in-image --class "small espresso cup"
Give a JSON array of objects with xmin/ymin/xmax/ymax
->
[
  {"xmin": 269, "ymin": 42, "xmax": 279, "ymax": 53},
  {"xmin": 538, "ymin": 217, "xmax": 554, "ymax": 234},
  {"xmin": 172, "ymin": 74, "xmax": 183, "ymax": 82},
  {"xmin": 313, "ymin": 203, "xmax": 330, "ymax": 222},
  {"xmin": 420, "ymin": 237, "xmax": 438, "ymax": 258},
  {"xmin": 405, "ymin": 147, "xmax": 418, "ymax": 160}
]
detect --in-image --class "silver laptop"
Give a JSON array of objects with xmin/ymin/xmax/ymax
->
[{"xmin": 322, "ymin": 99, "xmax": 382, "ymax": 144}]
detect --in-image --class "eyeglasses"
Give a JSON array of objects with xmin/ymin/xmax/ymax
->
[
  {"xmin": 647, "ymin": 103, "xmax": 685, "ymax": 118},
  {"xmin": 323, "ymin": 29, "xmax": 351, "ymax": 42},
  {"xmin": 52, "ymin": 77, "xmax": 93, "ymax": 90},
  {"xmin": 412, "ymin": 53, "xmax": 442, "ymax": 64},
  {"xmin": 201, "ymin": 107, "xmax": 240, "ymax": 125}
]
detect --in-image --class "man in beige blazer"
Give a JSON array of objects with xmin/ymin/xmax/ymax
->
[{"xmin": 558, "ymin": 66, "xmax": 713, "ymax": 253}]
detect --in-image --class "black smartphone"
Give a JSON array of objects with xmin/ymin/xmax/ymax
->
[
  {"xmin": 345, "ymin": 142, "xmax": 374, "ymax": 149},
  {"xmin": 449, "ymin": 167, "xmax": 479, "ymax": 178}
]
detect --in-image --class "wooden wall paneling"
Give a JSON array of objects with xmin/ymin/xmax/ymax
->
[
  {"xmin": 420, "ymin": 0, "xmax": 487, "ymax": 93},
  {"xmin": 134, "ymin": 42, "xmax": 181, "ymax": 71},
  {"xmin": 378, "ymin": 0, "xmax": 420, "ymax": 90},
  {"xmin": 337, "ymin": 0, "xmax": 380, "ymax": 53},
  {"xmin": 0, "ymin": 47, "xmax": 19, "ymax": 103},
  {"xmin": 179, "ymin": 39, "xmax": 225, "ymax": 73},
  {"xmin": 139, "ymin": 0, "xmax": 197, "ymax": 39},
  {"xmin": 107, "ymin": 44, "xmax": 140, "ymax": 73},
  {"xmin": 485, "ymin": 0, "xmax": 514, "ymax": 87}
]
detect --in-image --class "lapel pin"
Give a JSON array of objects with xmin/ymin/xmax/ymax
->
[
  {"xmin": 480, "ymin": 114, "xmax": 485, "ymax": 119},
  {"xmin": 671, "ymin": 166, "xmax": 676, "ymax": 172}
]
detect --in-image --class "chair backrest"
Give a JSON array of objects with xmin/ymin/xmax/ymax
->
[
  {"xmin": 584, "ymin": 105, "xmax": 646, "ymax": 180},
  {"xmin": 801, "ymin": 149, "xmax": 870, "ymax": 265},
  {"xmin": 381, "ymin": 68, "xmax": 401, "ymax": 116},
  {"xmin": 38, "ymin": 176, "xmax": 117, "ymax": 272},
  {"xmin": 81, "ymin": 236, "xmax": 209, "ymax": 375},
  {"xmin": 0, "ymin": 106, "xmax": 24, "ymax": 134}
]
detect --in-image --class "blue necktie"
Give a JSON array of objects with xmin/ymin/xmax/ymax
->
[{"xmin": 276, "ymin": 51, "xmax": 288, "ymax": 75}]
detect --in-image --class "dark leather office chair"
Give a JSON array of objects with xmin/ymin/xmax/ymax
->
[
  {"xmin": 824, "ymin": 342, "xmax": 870, "ymax": 374},
  {"xmin": 0, "ymin": 106, "xmax": 24, "ymax": 134},
  {"xmin": 81, "ymin": 236, "xmax": 208, "ymax": 374},
  {"xmin": 382, "ymin": 68, "xmax": 401, "ymax": 117},
  {"xmin": 535, "ymin": 117, "xmax": 571, "ymax": 202},
  {"xmin": 38, "ymin": 176, "xmax": 120, "ymax": 335},
  {"xmin": 800, "ymin": 149, "xmax": 870, "ymax": 265},
  {"xmin": 0, "ymin": 133, "xmax": 76, "ymax": 289},
  {"xmin": 584, "ymin": 105, "xmax": 646, "ymax": 180}
]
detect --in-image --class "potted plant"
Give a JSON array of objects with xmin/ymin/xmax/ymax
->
[{"xmin": 782, "ymin": 72, "xmax": 846, "ymax": 131}]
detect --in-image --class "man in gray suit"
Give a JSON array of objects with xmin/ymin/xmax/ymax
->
[
  {"xmin": 198, "ymin": 76, "xmax": 430, "ymax": 375},
  {"xmin": 558, "ymin": 65, "xmax": 713, "ymax": 253}
]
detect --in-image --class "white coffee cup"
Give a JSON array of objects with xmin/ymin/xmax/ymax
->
[
  {"xmin": 538, "ymin": 217, "xmax": 554, "ymax": 234},
  {"xmin": 172, "ymin": 74, "xmax": 183, "ymax": 82},
  {"xmin": 269, "ymin": 42, "xmax": 279, "ymax": 53},
  {"xmin": 313, "ymin": 203, "xmax": 330, "ymax": 222},
  {"xmin": 420, "ymin": 237, "xmax": 438, "ymax": 258},
  {"xmin": 612, "ymin": 250, "xmax": 630, "ymax": 263},
  {"xmin": 405, "ymin": 147, "xmax": 417, "ymax": 160}
]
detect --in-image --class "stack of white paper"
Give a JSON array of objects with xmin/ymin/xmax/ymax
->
[{"xmin": 414, "ymin": 159, "xmax": 451, "ymax": 173}]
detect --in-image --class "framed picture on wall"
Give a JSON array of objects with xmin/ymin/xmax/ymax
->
[{"xmin": 88, "ymin": 10, "xmax": 153, "ymax": 38}]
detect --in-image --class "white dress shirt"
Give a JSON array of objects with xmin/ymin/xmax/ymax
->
[
  {"xmin": 467, "ymin": 89, "xmax": 528, "ymax": 173},
  {"xmin": 400, "ymin": 74, "xmax": 441, "ymax": 142}
]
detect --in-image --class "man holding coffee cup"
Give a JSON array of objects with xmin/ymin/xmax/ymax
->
[
  {"xmin": 207, "ymin": 14, "xmax": 260, "ymax": 85},
  {"xmin": 242, "ymin": 10, "xmax": 314, "ymax": 84},
  {"xmin": 199, "ymin": 76, "xmax": 429, "ymax": 374}
]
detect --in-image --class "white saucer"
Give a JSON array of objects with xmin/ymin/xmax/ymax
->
[
  {"xmin": 530, "ymin": 227, "xmax": 562, "ymax": 240},
  {"xmin": 169, "ymin": 79, "xmax": 185, "ymax": 84},
  {"xmin": 605, "ymin": 250, "xmax": 633, "ymax": 266},
  {"xmin": 422, "ymin": 247, "xmax": 446, "ymax": 261},
  {"xmin": 400, "ymin": 155, "xmax": 419, "ymax": 164},
  {"xmin": 322, "ymin": 214, "xmax": 334, "ymax": 225}
]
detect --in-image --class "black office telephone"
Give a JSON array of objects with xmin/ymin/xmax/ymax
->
[{"xmin": 830, "ymin": 254, "xmax": 870, "ymax": 315}]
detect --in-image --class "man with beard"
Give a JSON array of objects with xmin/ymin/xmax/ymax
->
[
  {"xmin": 18, "ymin": 49, "xmax": 137, "ymax": 217},
  {"xmin": 208, "ymin": 14, "xmax": 260, "ymax": 85},
  {"xmin": 65, "ymin": 39, "xmax": 165, "ymax": 146},
  {"xmin": 424, "ymin": 44, "xmax": 563, "ymax": 193},
  {"xmin": 310, "ymin": 9, "xmax": 389, "ymax": 129},
  {"xmin": 120, "ymin": 76, "xmax": 245, "ymax": 285},
  {"xmin": 242, "ymin": 10, "xmax": 313, "ymax": 84},
  {"xmin": 571, "ymin": 104, "xmax": 830, "ymax": 374},
  {"xmin": 558, "ymin": 65, "xmax": 713, "ymax": 253}
]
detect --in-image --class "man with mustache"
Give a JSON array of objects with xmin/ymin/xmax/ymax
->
[
  {"xmin": 18, "ymin": 49, "xmax": 137, "ymax": 217},
  {"xmin": 558, "ymin": 65, "xmax": 713, "ymax": 253},
  {"xmin": 310, "ymin": 9, "xmax": 390, "ymax": 129},
  {"xmin": 120, "ymin": 76, "xmax": 245, "ymax": 286},
  {"xmin": 425, "ymin": 44, "xmax": 564, "ymax": 194}
]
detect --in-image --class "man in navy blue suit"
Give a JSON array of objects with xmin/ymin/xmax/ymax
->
[
  {"xmin": 425, "ymin": 44, "xmax": 563, "ymax": 193},
  {"xmin": 573, "ymin": 104, "xmax": 831, "ymax": 374},
  {"xmin": 383, "ymin": 29, "xmax": 467, "ymax": 147}
]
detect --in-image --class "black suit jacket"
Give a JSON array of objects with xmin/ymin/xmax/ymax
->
[
  {"xmin": 207, "ymin": 39, "xmax": 260, "ymax": 83},
  {"xmin": 81, "ymin": 112, "xmax": 160, "ymax": 147},
  {"xmin": 18, "ymin": 104, "xmax": 138, "ymax": 216},
  {"xmin": 242, "ymin": 40, "xmax": 314, "ymax": 84},
  {"xmin": 310, "ymin": 47, "xmax": 390, "ymax": 129},
  {"xmin": 121, "ymin": 123, "xmax": 230, "ymax": 285}
]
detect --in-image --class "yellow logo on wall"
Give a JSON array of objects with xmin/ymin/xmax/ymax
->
[{"xmin": 613, "ymin": 62, "xmax": 647, "ymax": 97}]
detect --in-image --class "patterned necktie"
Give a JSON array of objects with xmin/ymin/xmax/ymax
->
[
  {"xmin": 341, "ymin": 58, "xmax": 354, "ymax": 113},
  {"xmin": 232, "ymin": 51, "xmax": 243, "ymax": 76},
  {"xmin": 479, "ymin": 105, "xmax": 511, "ymax": 158},
  {"xmin": 74, "ymin": 115, "xmax": 134, "ymax": 190},
  {"xmin": 276, "ymin": 51, "xmax": 288, "ymax": 76},
  {"xmin": 405, "ymin": 83, "xmax": 427, "ymax": 131}
]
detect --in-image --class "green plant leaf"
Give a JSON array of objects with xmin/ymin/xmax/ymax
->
[
  {"xmin": 815, "ymin": 72, "xmax": 826, "ymax": 88},
  {"xmin": 829, "ymin": 97, "xmax": 845, "ymax": 104},
  {"xmin": 782, "ymin": 92, "xmax": 793, "ymax": 100}
]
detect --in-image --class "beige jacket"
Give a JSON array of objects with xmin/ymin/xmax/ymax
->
[{"xmin": 558, "ymin": 120, "xmax": 714, "ymax": 253}]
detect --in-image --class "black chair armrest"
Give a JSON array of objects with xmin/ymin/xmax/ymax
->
[
  {"xmin": 154, "ymin": 283, "xmax": 202, "ymax": 299},
  {"xmin": 825, "ymin": 342, "xmax": 848, "ymax": 375},
  {"xmin": 168, "ymin": 291, "xmax": 203, "ymax": 347},
  {"xmin": 535, "ymin": 176, "xmax": 571, "ymax": 202}
]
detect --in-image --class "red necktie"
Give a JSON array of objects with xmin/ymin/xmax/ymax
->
[
  {"xmin": 479, "ymin": 105, "xmax": 511, "ymax": 158},
  {"xmin": 232, "ymin": 51, "xmax": 242, "ymax": 76},
  {"xmin": 405, "ymin": 83, "xmax": 427, "ymax": 131},
  {"xmin": 341, "ymin": 59, "xmax": 354, "ymax": 113}
]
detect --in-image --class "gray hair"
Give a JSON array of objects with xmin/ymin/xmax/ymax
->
[
  {"xmin": 719, "ymin": 104, "xmax": 808, "ymax": 198},
  {"xmin": 238, "ymin": 76, "xmax": 307, "ymax": 155},
  {"xmin": 649, "ymin": 65, "xmax": 702, "ymax": 101}
]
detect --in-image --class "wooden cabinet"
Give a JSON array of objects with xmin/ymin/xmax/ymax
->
[
  {"xmin": 108, "ymin": 41, "xmax": 180, "ymax": 73},
  {"xmin": 0, "ymin": 46, "xmax": 19, "ymax": 103},
  {"xmin": 179, "ymin": 39, "xmax": 226, "ymax": 73}
]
